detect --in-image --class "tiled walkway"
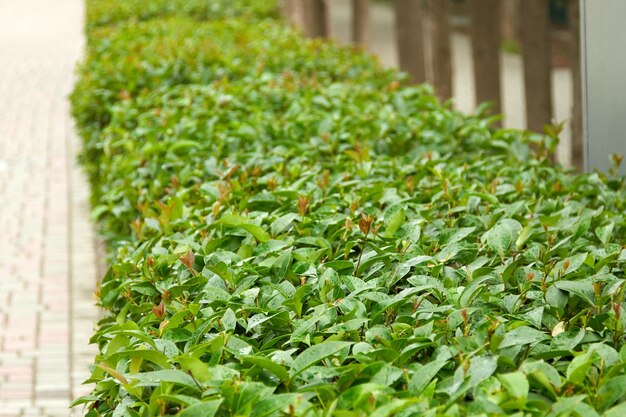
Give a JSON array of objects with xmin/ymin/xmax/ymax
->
[{"xmin": 0, "ymin": 0, "xmax": 101, "ymax": 416}]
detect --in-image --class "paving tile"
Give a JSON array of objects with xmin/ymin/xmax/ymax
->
[{"xmin": 0, "ymin": 0, "xmax": 101, "ymax": 413}]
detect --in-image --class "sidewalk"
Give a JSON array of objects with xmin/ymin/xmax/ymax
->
[
  {"xmin": 328, "ymin": 0, "xmax": 573, "ymax": 165},
  {"xmin": 0, "ymin": 0, "xmax": 101, "ymax": 416}
]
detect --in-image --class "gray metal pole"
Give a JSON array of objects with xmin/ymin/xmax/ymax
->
[{"xmin": 580, "ymin": 0, "xmax": 626, "ymax": 175}]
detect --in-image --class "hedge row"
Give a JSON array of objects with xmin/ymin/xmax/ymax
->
[
  {"xmin": 85, "ymin": 0, "xmax": 278, "ymax": 30},
  {"xmin": 72, "ymin": 1, "xmax": 626, "ymax": 416}
]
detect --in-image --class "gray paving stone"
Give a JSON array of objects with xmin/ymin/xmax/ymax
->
[{"xmin": 0, "ymin": 0, "xmax": 101, "ymax": 413}]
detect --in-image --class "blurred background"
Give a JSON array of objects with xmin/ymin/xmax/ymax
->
[{"xmin": 281, "ymin": 0, "xmax": 581, "ymax": 169}]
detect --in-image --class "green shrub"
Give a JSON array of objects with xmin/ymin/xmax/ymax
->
[
  {"xmin": 72, "ymin": 16, "xmax": 395, "ymax": 195},
  {"xmin": 85, "ymin": 0, "xmax": 278, "ymax": 29},
  {"xmin": 73, "ymin": 1, "xmax": 626, "ymax": 416}
]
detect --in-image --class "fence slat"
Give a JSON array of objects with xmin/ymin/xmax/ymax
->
[
  {"xmin": 502, "ymin": 0, "xmax": 522, "ymax": 45},
  {"xmin": 394, "ymin": 0, "xmax": 426, "ymax": 84},
  {"xmin": 569, "ymin": 0, "xmax": 583, "ymax": 170},
  {"xmin": 282, "ymin": 0, "xmax": 305, "ymax": 28},
  {"xmin": 303, "ymin": 0, "xmax": 329, "ymax": 38},
  {"xmin": 521, "ymin": 0, "xmax": 553, "ymax": 135},
  {"xmin": 280, "ymin": 0, "xmax": 294, "ymax": 22},
  {"xmin": 427, "ymin": 0, "xmax": 452, "ymax": 100},
  {"xmin": 468, "ymin": 0, "xmax": 502, "ymax": 116},
  {"xmin": 351, "ymin": 0, "xmax": 370, "ymax": 47}
]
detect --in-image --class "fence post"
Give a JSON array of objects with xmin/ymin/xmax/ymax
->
[
  {"xmin": 351, "ymin": 0, "xmax": 370, "ymax": 47},
  {"xmin": 394, "ymin": 0, "xmax": 427, "ymax": 84},
  {"xmin": 468, "ymin": 0, "xmax": 502, "ymax": 116},
  {"xmin": 502, "ymin": 0, "xmax": 522, "ymax": 46},
  {"xmin": 521, "ymin": 0, "xmax": 553, "ymax": 135},
  {"xmin": 280, "ymin": 0, "xmax": 294, "ymax": 22},
  {"xmin": 427, "ymin": 0, "xmax": 452, "ymax": 100},
  {"xmin": 303, "ymin": 0, "xmax": 329, "ymax": 38},
  {"xmin": 568, "ymin": 0, "xmax": 583, "ymax": 171},
  {"xmin": 282, "ymin": 0, "xmax": 305, "ymax": 29}
]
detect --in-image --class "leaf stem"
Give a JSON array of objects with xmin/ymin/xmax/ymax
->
[{"xmin": 354, "ymin": 229, "xmax": 369, "ymax": 277}]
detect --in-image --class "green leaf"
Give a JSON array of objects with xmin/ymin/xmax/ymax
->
[
  {"xmin": 596, "ymin": 375, "xmax": 626, "ymax": 409},
  {"xmin": 553, "ymin": 280, "xmax": 595, "ymax": 306},
  {"xmin": 546, "ymin": 285, "xmax": 569, "ymax": 311},
  {"xmin": 169, "ymin": 140, "xmax": 201, "ymax": 154},
  {"xmin": 589, "ymin": 343, "xmax": 619, "ymax": 367},
  {"xmin": 551, "ymin": 327, "xmax": 585, "ymax": 351},
  {"xmin": 596, "ymin": 223, "xmax": 615, "ymax": 246},
  {"xmin": 444, "ymin": 227, "xmax": 476, "ymax": 244},
  {"xmin": 369, "ymin": 399, "xmax": 415, "ymax": 417},
  {"xmin": 467, "ymin": 355, "xmax": 499, "ymax": 387},
  {"xmin": 290, "ymin": 341, "xmax": 353, "ymax": 377},
  {"xmin": 566, "ymin": 351, "xmax": 595, "ymax": 385},
  {"xmin": 498, "ymin": 326, "xmax": 548, "ymax": 349},
  {"xmin": 271, "ymin": 249, "xmax": 292, "ymax": 281},
  {"xmin": 250, "ymin": 394, "xmax": 301, "ymax": 417},
  {"xmin": 546, "ymin": 395, "xmax": 600, "ymax": 417},
  {"xmin": 469, "ymin": 192, "xmax": 499, "ymax": 205},
  {"xmin": 408, "ymin": 360, "xmax": 447, "ymax": 395},
  {"xmin": 515, "ymin": 223, "xmax": 533, "ymax": 249},
  {"xmin": 384, "ymin": 208, "xmax": 405, "ymax": 238},
  {"xmin": 270, "ymin": 213, "xmax": 299, "ymax": 236},
  {"xmin": 574, "ymin": 214, "xmax": 592, "ymax": 240},
  {"xmin": 337, "ymin": 383, "xmax": 394, "ymax": 409},
  {"xmin": 242, "ymin": 356, "xmax": 290, "ymax": 382},
  {"xmin": 246, "ymin": 313, "xmax": 277, "ymax": 333},
  {"xmin": 459, "ymin": 275, "xmax": 495, "ymax": 308},
  {"xmin": 178, "ymin": 400, "xmax": 222, "ymax": 417},
  {"xmin": 556, "ymin": 253, "xmax": 589, "ymax": 276},
  {"xmin": 216, "ymin": 214, "xmax": 248, "ymax": 226},
  {"xmin": 481, "ymin": 219, "xmax": 522, "ymax": 258},
  {"xmin": 221, "ymin": 308, "xmax": 237, "ymax": 332},
  {"xmin": 605, "ymin": 402, "xmax": 626, "ymax": 417},
  {"xmin": 498, "ymin": 372, "xmax": 529, "ymax": 399},
  {"xmin": 520, "ymin": 360, "xmax": 562, "ymax": 392},
  {"xmin": 95, "ymin": 363, "xmax": 128, "ymax": 384},
  {"xmin": 216, "ymin": 215, "xmax": 270, "ymax": 242},
  {"xmin": 240, "ymin": 224, "xmax": 271, "ymax": 242},
  {"xmin": 176, "ymin": 357, "xmax": 211, "ymax": 383},
  {"xmin": 106, "ymin": 349, "xmax": 170, "ymax": 369},
  {"xmin": 131, "ymin": 370, "xmax": 200, "ymax": 390}
]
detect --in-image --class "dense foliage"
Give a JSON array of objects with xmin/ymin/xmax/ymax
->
[
  {"xmin": 85, "ymin": 0, "xmax": 278, "ymax": 29},
  {"xmin": 72, "ymin": 1, "xmax": 626, "ymax": 416}
]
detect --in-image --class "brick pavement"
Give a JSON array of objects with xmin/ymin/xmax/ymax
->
[{"xmin": 0, "ymin": 0, "xmax": 101, "ymax": 416}]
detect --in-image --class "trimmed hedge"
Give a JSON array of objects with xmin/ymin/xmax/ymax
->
[
  {"xmin": 85, "ymin": 0, "xmax": 278, "ymax": 30},
  {"xmin": 73, "ymin": 1, "xmax": 626, "ymax": 416},
  {"xmin": 72, "ymin": 14, "xmax": 396, "ymax": 201}
]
